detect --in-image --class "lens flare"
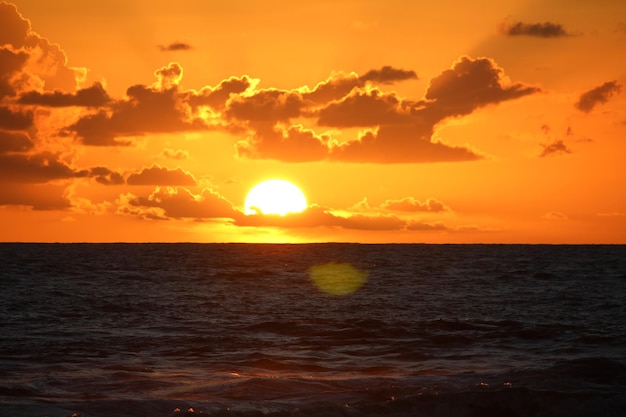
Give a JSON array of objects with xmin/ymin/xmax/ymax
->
[{"xmin": 308, "ymin": 262, "xmax": 368, "ymax": 296}]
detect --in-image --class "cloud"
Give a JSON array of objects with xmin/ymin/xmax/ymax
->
[
  {"xmin": 0, "ymin": 147, "xmax": 124, "ymax": 187},
  {"xmin": 237, "ymin": 57, "xmax": 537, "ymax": 163},
  {"xmin": 159, "ymin": 148, "xmax": 189, "ymax": 160},
  {"xmin": 328, "ymin": 56, "xmax": 537, "ymax": 162},
  {"xmin": 242, "ymin": 208, "xmax": 451, "ymax": 232},
  {"xmin": 301, "ymin": 66, "xmax": 416, "ymax": 107},
  {"xmin": 123, "ymin": 187, "xmax": 455, "ymax": 233},
  {"xmin": 499, "ymin": 20, "xmax": 570, "ymax": 38},
  {"xmin": 88, "ymin": 167, "xmax": 125, "ymax": 185},
  {"xmin": 422, "ymin": 56, "xmax": 541, "ymax": 118},
  {"xmin": 359, "ymin": 66, "xmax": 418, "ymax": 84},
  {"xmin": 301, "ymin": 72, "xmax": 362, "ymax": 104},
  {"xmin": 0, "ymin": 2, "xmax": 83, "ymax": 95},
  {"xmin": 2, "ymin": 0, "xmax": 544, "ymax": 173},
  {"xmin": 126, "ymin": 186, "xmax": 238, "ymax": 220},
  {"xmin": 329, "ymin": 125, "xmax": 482, "ymax": 163},
  {"xmin": 0, "ymin": 106, "xmax": 33, "ymax": 130},
  {"xmin": 575, "ymin": 80, "xmax": 623, "ymax": 113},
  {"xmin": 0, "ymin": 47, "xmax": 28, "ymax": 98},
  {"xmin": 317, "ymin": 88, "xmax": 411, "ymax": 127},
  {"xmin": 235, "ymin": 204, "xmax": 407, "ymax": 231},
  {"xmin": 154, "ymin": 62, "xmax": 183, "ymax": 89},
  {"xmin": 0, "ymin": 130, "xmax": 33, "ymax": 152},
  {"xmin": 158, "ymin": 42, "xmax": 193, "ymax": 52},
  {"xmin": 0, "ymin": 2, "xmax": 30, "ymax": 47},
  {"xmin": 18, "ymin": 83, "xmax": 110, "ymax": 107},
  {"xmin": 406, "ymin": 220, "xmax": 449, "ymax": 231},
  {"xmin": 226, "ymin": 89, "xmax": 305, "ymax": 122},
  {"xmin": 236, "ymin": 123, "xmax": 330, "ymax": 162},
  {"xmin": 126, "ymin": 165, "xmax": 197, "ymax": 186},
  {"xmin": 382, "ymin": 197, "xmax": 449, "ymax": 212},
  {"xmin": 540, "ymin": 139, "xmax": 571, "ymax": 157},
  {"xmin": 187, "ymin": 75, "xmax": 255, "ymax": 110},
  {"xmin": 0, "ymin": 152, "xmax": 84, "ymax": 183},
  {"xmin": 66, "ymin": 63, "xmax": 207, "ymax": 146}
]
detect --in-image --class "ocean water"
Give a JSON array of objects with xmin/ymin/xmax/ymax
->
[{"xmin": 1, "ymin": 243, "xmax": 625, "ymax": 417}]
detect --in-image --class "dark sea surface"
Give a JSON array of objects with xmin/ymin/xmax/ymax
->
[{"xmin": 1, "ymin": 243, "xmax": 625, "ymax": 417}]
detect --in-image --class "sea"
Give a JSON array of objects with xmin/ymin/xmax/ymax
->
[{"xmin": 1, "ymin": 243, "xmax": 625, "ymax": 417}]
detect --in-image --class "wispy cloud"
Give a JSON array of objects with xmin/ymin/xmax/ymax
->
[
  {"xmin": 575, "ymin": 80, "xmax": 623, "ymax": 113},
  {"xmin": 158, "ymin": 42, "xmax": 193, "ymax": 52},
  {"xmin": 499, "ymin": 20, "xmax": 570, "ymax": 38},
  {"xmin": 540, "ymin": 139, "xmax": 571, "ymax": 157}
]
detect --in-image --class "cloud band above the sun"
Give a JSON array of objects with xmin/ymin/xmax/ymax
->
[{"xmin": 19, "ymin": 49, "xmax": 540, "ymax": 163}]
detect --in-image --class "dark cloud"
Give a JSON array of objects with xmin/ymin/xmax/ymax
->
[
  {"xmin": 359, "ymin": 66, "xmax": 418, "ymax": 84},
  {"xmin": 237, "ymin": 56, "xmax": 537, "ymax": 164},
  {"xmin": 0, "ymin": 152, "xmax": 84, "ymax": 183},
  {"xmin": 0, "ymin": 47, "xmax": 28, "ymax": 98},
  {"xmin": 0, "ymin": 106, "xmax": 33, "ymax": 130},
  {"xmin": 499, "ymin": 20, "xmax": 570, "ymax": 38},
  {"xmin": 88, "ymin": 166, "xmax": 124, "ymax": 185},
  {"xmin": 0, "ymin": 2, "xmax": 30, "ymax": 47},
  {"xmin": 0, "ymin": 145, "xmax": 127, "ymax": 188},
  {"xmin": 66, "ymin": 64, "xmax": 207, "ymax": 146},
  {"xmin": 318, "ymin": 88, "xmax": 411, "ymax": 127},
  {"xmin": 540, "ymin": 139, "xmax": 571, "ymax": 157},
  {"xmin": 575, "ymin": 80, "xmax": 623, "ymax": 113},
  {"xmin": 236, "ymin": 123, "xmax": 330, "ymax": 162},
  {"xmin": 0, "ymin": 130, "xmax": 33, "ymax": 152},
  {"xmin": 128, "ymin": 187, "xmax": 238, "ymax": 219},
  {"xmin": 422, "ymin": 56, "xmax": 541, "ymax": 119},
  {"xmin": 329, "ymin": 124, "xmax": 482, "ymax": 163},
  {"xmin": 18, "ymin": 82, "xmax": 110, "ymax": 107},
  {"xmin": 226, "ymin": 89, "xmax": 305, "ymax": 122},
  {"xmin": 303, "ymin": 66, "xmax": 416, "ymax": 104},
  {"xmin": 187, "ymin": 75, "xmax": 254, "ymax": 110},
  {"xmin": 302, "ymin": 73, "xmax": 362, "ymax": 104},
  {"xmin": 2, "ymin": 2, "xmax": 542, "ymax": 168},
  {"xmin": 126, "ymin": 165, "xmax": 197, "ymax": 186},
  {"xmin": 158, "ymin": 42, "xmax": 193, "ymax": 52},
  {"xmin": 0, "ymin": 2, "xmax": 81, "ymax": 94}
]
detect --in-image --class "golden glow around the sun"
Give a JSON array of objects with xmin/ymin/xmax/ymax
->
[{"xmin": 244, "ymin": 179, "xmax": 307, "ymax": 216}]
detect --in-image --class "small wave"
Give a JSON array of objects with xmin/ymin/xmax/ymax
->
[{"xmin": 4, "ymin": 386, "xmax": 625, "ymax": 417}]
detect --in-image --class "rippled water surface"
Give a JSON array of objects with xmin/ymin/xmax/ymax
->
[{"xmin": 1, "ymin": 243, "xmax": 625, "ymax": 416}]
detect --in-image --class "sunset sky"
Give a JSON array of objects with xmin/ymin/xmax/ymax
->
[{"xmin": 1, "ymin": 0, "xmax": 625, "ymax": 243}]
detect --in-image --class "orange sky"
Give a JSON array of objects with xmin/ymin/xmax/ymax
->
[{"xmin": 1, "ymin": 0, "xmax": 625, "ymax": 243}]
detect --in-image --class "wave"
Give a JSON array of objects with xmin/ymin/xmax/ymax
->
[{"xmin": 3, "ymin": 384, "xmax": 625, "ymax": 417}]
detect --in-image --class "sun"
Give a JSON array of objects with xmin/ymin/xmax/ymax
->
[{"xmin": 244, "ymin": 179, "xmax": 307, "ymax": 216}]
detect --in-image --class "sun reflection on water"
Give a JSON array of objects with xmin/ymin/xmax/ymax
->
[{"xmin": 308, "ymin": 262, "xmax": 368, "ymax": 295}]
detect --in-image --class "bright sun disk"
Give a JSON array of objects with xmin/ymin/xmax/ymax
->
[{"xmin": 244, "ymin": 179, "xmax": 307, "ymax": 216}]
